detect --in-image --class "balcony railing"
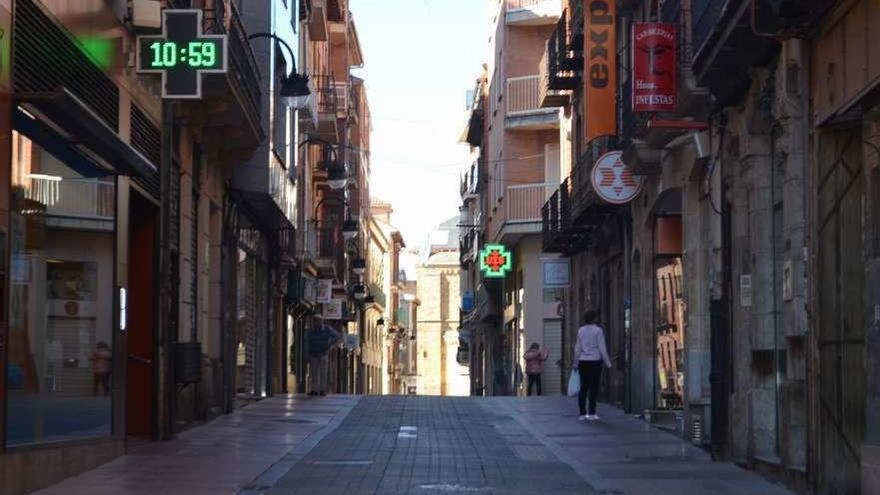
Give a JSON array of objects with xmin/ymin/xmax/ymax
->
[
  {"xmin": 691, "ymin": 0, "xmax": 725, "ymax": 62},
  {"xmin": 506, "ymin": 76, "xmax": 542, "ymax": 116},
  {"xmin": 313, "ymin": 74, "xmax": 338, "ymax": 115},
  {"xmin": 333, "ymin": 80, "xmax": 348, "ymax": 117},
  {"xmin": 315, "ymin": 222, "xmax": 345, "ymax": 274},
  {"xmin": 210, "ymin": 0, "xmax": 261, "ymax": 115},
  {"xmin": 506, "ymin": 183, "xmax": 554, "ymax": 223},
  {"xmin": 25, "ymin": 177, "xmax": 115, "ymax": 220},
  {"xmin": 506, "ymin": 0, "xmax": 562, "ymax": 24}
]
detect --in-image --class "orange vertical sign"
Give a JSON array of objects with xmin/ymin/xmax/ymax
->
[{"xmin": 585, "ymin": 0, "xmax": 616, "ymax": 143}]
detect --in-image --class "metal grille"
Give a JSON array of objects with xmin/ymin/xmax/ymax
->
[
  {"xmin": 13, "ymin": 0, "xmax": 119, "ymax": 130},
  {"xmin": 130, "ymin": 103, "xmax": 161, "ymax": 198}
]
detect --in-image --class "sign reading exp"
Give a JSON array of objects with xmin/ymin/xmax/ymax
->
[
  {"xmin": 479, "ymin": 244, "xmax": 512, "ymax": 279},
  {"xmin": 137, "ymin": 9, "xmax": 228, "ymax": 99},
  {"xmin": 585, "ymin": 0, "xmax": 616, "ymax": 143},
  {"xmin": 632, "ymin": 23, "xmax": 677, "ymax": 113}
]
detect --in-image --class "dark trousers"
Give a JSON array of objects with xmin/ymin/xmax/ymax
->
[
  {"xmin": 578, "ymin": 360, "xmax": 602, "ymax": 415},
  {"xmin": 527, "ymin": 373, "xmax": 542, "ymax": 396},
  {"xmin": 93, "ymin": 372, "xmax": 110, "ymax": 396}
]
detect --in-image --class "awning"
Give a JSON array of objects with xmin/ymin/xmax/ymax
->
[{"xmin": 16, "ymin": 88, "xmax": 158, "ymax": 178}]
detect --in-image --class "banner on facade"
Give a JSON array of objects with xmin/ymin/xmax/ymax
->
[
  {"xmin": 585, "ymin": 0, "xmax": 616, "ymax": 143},
  {"xmin": 632, "ymin": 22, "xmax": 677, "ymax": 113},
  {"xmin": 303, "ymin": 275, "xmax": 317, "ymax": 305},
  {"xmin": 543, "ymin": 259, "xmax": 571, "ymax": 288},
  {"xmin": 322, "ymin": 298, "xmax": 343, "ymax": 320},
  {"xmin": 316, "ymin": 279, "xmax": 333, "ymax": 303},
  {"xmin": 591, "ymin": 151, "xmax": 644, "ymax": 204}
]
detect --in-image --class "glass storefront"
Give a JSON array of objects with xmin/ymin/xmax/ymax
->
[{"xmin": 6, "ymin": 128, "xmax": 116, "ymax": 445}]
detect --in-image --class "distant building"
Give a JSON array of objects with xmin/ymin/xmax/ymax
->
[{"xmin": 415, "ymin": 219, "xmax": 469, "ymax": 396}]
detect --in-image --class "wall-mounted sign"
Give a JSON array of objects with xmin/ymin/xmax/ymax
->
[
  {"xmin": 316, "ymin": 279, "xmax": 333, "ymax": 303},
  {"xmin": 585, "ymin": 0, "xmax": 616, "ymax": 143},
  {"xmin": 591, "ymin": 151, "xmax": 644, "ymax": 204},
  {"xmin": 543, "ymin": 259, "xmax": 571, "ymax": 288},
  {"xmin": 462, "ymin": 290, "xmax": 474, "ymax": 312},
  {"xmin": 632, "ymin": 23, "xmax": 677, "ymax": 113},
  {"xmin": 136, "ymin": 9, "xmax": 227, "ymax": 99},
  {"xmin": 479, "ymin": 244, "xmax": 512, "ymax": 279},
  {"xmin": 322, "ymin": 298, "xmax": 343, "ymax": 320},
  {"xmin": 343, "ymin": 333, "xmax": 360, "ymax": 351}
]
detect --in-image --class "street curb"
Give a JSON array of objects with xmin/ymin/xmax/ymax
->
[
  {"xmin": 493, "ymin": 399, "xmax": 628, "ymax": 495},
  {"xmin": 238, "ymin": 396, "xmax": 362, "ymax": 495}
]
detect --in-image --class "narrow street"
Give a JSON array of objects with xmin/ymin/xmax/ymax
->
[{"xmin": 36, "ymin": 396, "xmax": 792, "ymax": 495}]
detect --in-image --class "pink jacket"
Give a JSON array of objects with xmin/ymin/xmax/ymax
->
[{"xmin": 523, "ymin": 350, "xmax": 548, "ymax": 374}]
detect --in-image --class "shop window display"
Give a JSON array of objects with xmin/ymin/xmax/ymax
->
[{"xmin": 5, "ymin": 129, "xmax": 116, "ymax": 446}]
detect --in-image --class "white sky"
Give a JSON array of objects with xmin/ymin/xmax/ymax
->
[{"xmin": 350, "ymin": 0, "xmax": 486, "ymax": 265}]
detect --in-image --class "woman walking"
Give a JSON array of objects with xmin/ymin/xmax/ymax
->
[{"xmin": 573, "ymin": 310, "xmax": 612, "ymax": 420}]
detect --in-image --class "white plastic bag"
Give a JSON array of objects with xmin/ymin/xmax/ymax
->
[{"xmin": 567, "ymin": 368, "xmax": 580, "ymax": 397}]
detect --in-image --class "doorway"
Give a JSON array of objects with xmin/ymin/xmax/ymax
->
[
  {"xmin": 814, "ymin": 128, "xmax": 865, "ymax": 493},
  {"xmin": 126, "ymin": 192, "xmax": 158, "ymax": 438},
  {"xmin": 654, "ymin": 216, "xmax": 684, "ymax": 409}
]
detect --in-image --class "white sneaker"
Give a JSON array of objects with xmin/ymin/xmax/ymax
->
[
  {"xmin": 587, "ymin": 415, "xmax": 600, "ymax": 421},
  {"xmin": 578, "ymin": 415, "xmax": 588, "ymax": 421}
]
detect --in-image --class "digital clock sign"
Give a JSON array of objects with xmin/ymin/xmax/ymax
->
[{"xmin": 136, "ymin": 9, "xmax": 227, "ymax": 99}]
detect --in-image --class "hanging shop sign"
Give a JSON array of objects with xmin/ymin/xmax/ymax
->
[
  {"xmin": 479, "ymin": 244, "xmax": 512, "ymax": 279},
  {"xmin": 136, "ymin": 9, "xmax": 228, "ymax": 99},
  {"xmin": 591, "ymin": 151, "xmax": 644, "ymax": 204},
  {"xmin": 316, "ymin": 279, "xmax": 333, "ymax": 303},
  {"xmin": 585, "ymin": 0, "xmax": 616, "ymax": 143},
  {"xmin": 632, "ymin": 22, "xmax": 677, "ymax": 113},
  {"xmin": 322, "ymin": 298, "xmax": 343, "ymax": 320}
]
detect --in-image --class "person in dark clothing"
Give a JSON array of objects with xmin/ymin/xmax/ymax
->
[
  {"xmin": 573, "ymin": 310, "xmax": 612, "ymax": 420},
  {"xmin": 307, "ymin": 314, "xmax": 341, "ymax": 396}
]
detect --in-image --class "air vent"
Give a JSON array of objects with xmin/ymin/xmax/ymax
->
[
  {"xmin": 13, "ymin": 0, "xmax": 119, "ymax": 130},
  {"xmin": 130, "ymin": 103, "xmax": 161, "ymax": 198}
]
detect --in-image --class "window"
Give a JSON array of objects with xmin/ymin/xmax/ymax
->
[{"xmin": 6, "ymin": 129, "xmax": 117, "ymax": 446}]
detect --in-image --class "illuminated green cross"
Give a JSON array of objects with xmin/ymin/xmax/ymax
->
[
  {"xmin": 136, "ymin": 9, "xmax": 227, "ymax": 99},
  {"xmin": 479, "ymin": 244, "xmax": 512, "ymax": 278}
]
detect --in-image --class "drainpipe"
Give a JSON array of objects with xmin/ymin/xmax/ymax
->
[{"xmin": 622, "ymin": 213, "xmax": 632, "ymax": 413}]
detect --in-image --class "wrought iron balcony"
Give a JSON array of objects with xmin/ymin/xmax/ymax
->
[
  {"xmin": 312, "ymin": 74, "xmax": 340, "ymax": 143},
  {"xmin": 541, "ymin": 149, "xmax": 617, "ymax": 254},
  {"xmin": 538, "ymin": 9, "xmax": 581, "ymax": 108}
]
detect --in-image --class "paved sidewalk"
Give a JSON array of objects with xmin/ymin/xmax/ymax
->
[
  {"xmin": 495, "ymin": 396, "xmax": 794, "ymax": 495},
  {"xmin": 35, "ymin": 395, "xmax": 359, "ymax": 495}
]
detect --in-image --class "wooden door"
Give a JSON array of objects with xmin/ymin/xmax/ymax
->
[
  {"xmin": 126, "ymin": 195, "xmax": 157, "ymax": 437},
  {"xmin": 815, "ymin": 127, "xmax": 865, "ymax": 493}
]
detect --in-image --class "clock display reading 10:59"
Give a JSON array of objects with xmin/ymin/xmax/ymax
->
[{"xmin": 149, "ymin": 40, "xmax": 221, "ymax": 69}]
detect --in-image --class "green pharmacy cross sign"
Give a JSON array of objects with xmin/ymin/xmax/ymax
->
[
  {"xmin": 136, "ymin": 9, "xmax": 227, "ymax": 99},
  {"xmin": 479, "ymin": 244, "xmax": 512, "ymax": 279}
]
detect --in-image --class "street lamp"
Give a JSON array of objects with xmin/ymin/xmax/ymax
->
[
  {"xmin": 327, "ymin": 165, "xmax": 347, "ymax": 190},
  {"xmin": 246, "ymin": 33, "xmax": 311, "ymax": 109},
  {"xmin": 352, "ymin": 257, "xmax": 367, "ymax": 275},
  {"xmin": 352, "ymin": 283, "xmax": 367, "ymax": 301},
  {"xmin": 280, "ymin": 73, "xmax": 312, "ymax": 109},
  {"xmin": 342, "ymin": 218, "xmax": 359, "ymax": 241}
]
